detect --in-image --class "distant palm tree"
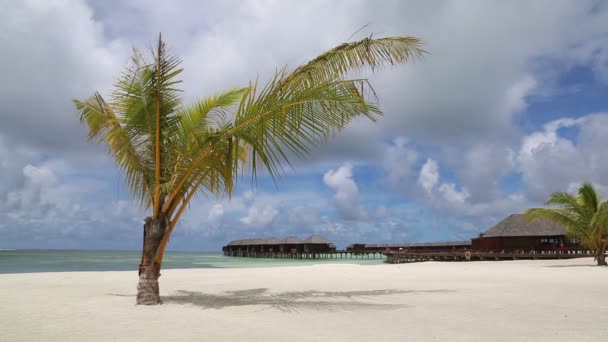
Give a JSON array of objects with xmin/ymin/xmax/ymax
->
[
  {"xmin": 524, "ymin": 182, "xmax": 608, "ymax": 266},
  {"xmin": 74, "ymin": 34, "xmax": 426, "ymax": 304}
]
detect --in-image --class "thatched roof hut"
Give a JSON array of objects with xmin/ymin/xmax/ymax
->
[
  {"xmin": 226, "ymin": 235, "xmax": 333, "ymax": 246},
  {"xmin": 472, "ymin": 214, "xmax": 568, "ymax": 251},
  {"xmin": 284, "ymin": 236, "xmax": 303, "ymax": 244},
  {"xmin": 481, "ymin": 214, "xmax": 566, "ymax": 237},
  {"xmin": 303, "ymin": 235, "xmax": 333, "ymax": 244}
]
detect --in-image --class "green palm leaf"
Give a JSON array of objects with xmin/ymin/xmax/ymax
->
[{"xmin": 523, "ymin": 182, "xmax": 608, "ymax": 265}]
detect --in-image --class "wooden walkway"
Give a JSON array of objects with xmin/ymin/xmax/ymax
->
[
  {"xmin": 225, "ymin": 249, "xmax": 599, "ymax": 263},
  {"xmin": 386, "ymin": 250, "xmax": 596, "ymax": 263},
  {"xmin": 223, "ymin": 250, "xmax": 385, "ymax": 260}
]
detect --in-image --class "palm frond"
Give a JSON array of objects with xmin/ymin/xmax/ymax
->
[
  {"xmin": 545, "ymin": 191, "xmax": 581, "ymax": 211},
  {"xmin": 578, "ymin": 182, "xmax": 601, "ymax": 215},
  {"xmin": 163, "ymin": 134, "xmax": 242, "ymax": 221},
  {"xmin": 279, "ymin": 36, "xmax": 427, "ymax": 91},
  {"xmin": 523, "ymin": 208, "xmax": 579, "ymax": 232},
  {"xmin": 232, "ymin": 75, "xmax": 380, "ymax": 181},
  {"xmin": 178, "ymin": 88, "xmax": 247, "ymax": 138},
  {"xmin": 524, "ymin": 182, "xmax": 608, "ymax": 252},
  {"xmin": 107, "ymin": 36, "xmax": 184, "ymax": 216},
  {"xmin": 590, "ymin": 201, "xmax": 608, "ymax": 240},
  {"xmin": 73, "ymin": 93, "xmax": 153, "ymax": 207}
]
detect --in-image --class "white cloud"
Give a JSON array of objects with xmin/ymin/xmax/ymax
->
[
  {"xmin": 72, "ymin": 1, "xmax": 608, "ymax": 165},
  {"xmin": 0, "ymin": 0, "xmax": 127, "ymax": 162},
  {"xmin": 323, "ymin": 163, "xmax": 366, "ymax": 220},
  {"xmin": 374, "ymin": 205, "xmax": 392, "ymax": 218},
  {"xmin": 415, "ymin": 155, "xmax": 528, "ymax": 221},
  {"xmin": 504, "ymin": 75, "xmax": 537, "ymax": 114},
  {"xmin": 437, "ymin": 183, "xmax": 470, "ymax": 205},
  {"xmin": 5, "ymin": 164, "xmax": 60, "ymax": 219},
  {"xmin": 239, "ymin": 205, "xmax": 278, "ymax": 228},
  {"xmin": 286, "ymin": 206, "xmax": 320, "ymax": 226},
  {"xmin": 242, "ymin": 190, "xmax": 255, "ymax": 204},
  {"xmin": 457, "ymin": 144, "xmax": 516, "ymax": 202},
  {"xmin": 418, "ymin": 159, "xmax": 439, "ymax": 196},
  {"xmin": 207, "ymin": 204, "xmax": 224, "ymax": 223},
  {"xmin": 383, "ymin": 137, "xmax": 419, "ymax": 187},
  {"xmin": 377, "ymin": 1, "xmax": 608, "ymax": 145},
  {"xmin": 0, "ymin": 157, "xmax": 146, "ymax": 249},
  {"xmin": 518, "ymin": 117, "xmax": 589, "ymax": 200}
]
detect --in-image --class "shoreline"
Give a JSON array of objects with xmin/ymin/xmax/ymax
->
[
  {"xmin": 0, "ymin": 249, "xmax": 386, "ymax": 274},
  {"xmin": 1, "ymin": 258, "xmax": 606, "ymax": 341}
]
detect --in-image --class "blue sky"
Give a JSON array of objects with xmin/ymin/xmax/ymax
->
[{"xmin": 1, "ymin": 0, "xmax": 608, "ymax": 251}]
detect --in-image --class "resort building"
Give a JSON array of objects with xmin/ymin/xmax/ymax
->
[
  {"xmin": 471, "ymin": 214, "xmax": 576, "ymax": 252},
  {"xmin": 346, "ymin": 241, "xmax": 471, "ymax": 253},
  {"xmin": 223, "ymin": 235, "xmax": 336, "ymax": 257},
  {"xmin": 224, "ymin": 214, "xmax": 588, "ymax": 262}
]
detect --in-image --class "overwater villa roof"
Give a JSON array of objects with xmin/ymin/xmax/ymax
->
[
  {"xmin": 263, "ymin": 237, "xmax": 284, "ymax": 245},
  {"xmin": 226, "ymin": 235, "xmax": 334, "ymax": 246},
  {"xmin": 347, "ymin": 241, "xmax": 471, "ymax": 249},
  {"xmin": 303, "ymin": 235, "xmax": 333, "ymax": 244},
  {"xmin": 404, "ymin": 241, "xmax": 471, "ymax": 247},
  {"xmin": 284, "ymin": 236, "xmax": 303, "ymax": 244},
  {"xmin": 482, "ymin": 214, "xmax": 566, "ymax": 237}
]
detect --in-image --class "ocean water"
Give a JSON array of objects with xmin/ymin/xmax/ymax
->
[{"xmin": 0, "ymin": 250, "xmax": 385, "ymax": 274}]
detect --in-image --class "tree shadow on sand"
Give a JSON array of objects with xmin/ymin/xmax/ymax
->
[
  {"xmin": 544, "ymin": 264, "xmax": 600, "ymax": 268},
  {"xmin": 156, "ymin": 288, "xmax": 454, "ymax": 313}
]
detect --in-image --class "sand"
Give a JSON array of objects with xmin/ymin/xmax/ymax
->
[{"xmin": 0, "ymin": 258, "xmax": 607, "ymax": 341}]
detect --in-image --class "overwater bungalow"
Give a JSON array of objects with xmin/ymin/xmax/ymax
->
[{"xmin": 223, "ymin": 235, "xmax": 336, "ymax": 258}]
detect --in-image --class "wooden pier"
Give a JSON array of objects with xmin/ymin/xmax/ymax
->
[
  {"xmin": 223, "ymin": 250, "xmax": 385, "ymax": 260},
  {"xmin": 386, "ymin": 250, "xmax": 597, "ymax": 263},
  {"xmin": 222, "ymin": 235, "xmax": 387, "ymax": 260}
]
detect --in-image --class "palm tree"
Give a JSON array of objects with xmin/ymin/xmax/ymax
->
[
  {"xmin": 73, "ymin": 34, "xmax": 426, "ymax": 304},
  {"xmin": 524, "ymin": 182, "xmax": 608, "ymax": 266}
]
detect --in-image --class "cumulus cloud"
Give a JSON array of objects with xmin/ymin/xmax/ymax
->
[
  {"xmin": 418, "ymin": 159, "xmax": 439, "ymax": 196},
  {"xmin": 207, "ymin": 204, "xmax": 224, "ymax": 223},
  {"xmin": 323, "ymin": 163, "xmax": 366, "ymax": 220},
  {"xmin": 5, "ymin": 164, "xmax": 60, "ymax": 220},
  {"xmin": 0, "ymin": 0, "xmax": 126, "ymax": 162},
  {"xmin": 519, "ymin": 118, "xmax": 587, "ymax": 200},
  {"xmin": 286, "ymin": 206, "xmax": 321, "ymax": 227},
  {"xmin": 239, "ymin": 205, "xmax": 279, "ymax": 228},
  {"xmin": 0, "ymin": 158, "xmax": 145, "ymax": 249},
  {"xmin": 85, "ymin": 1, "xmax": 608, "ymax": 163},
  {"xmin": 437, "ymin": 183, "xmax": 470, "ymax": 206},
  {"xmin": 517, "ymin": 115, "xmax": 608, "ymax": 201},
  {"xmin": 415, "ymin": 156, "xmax": 527, "ymax": 222},
  {"xmin": 458, "ymin": 144, "xmax": 516, "ymax": 202},
  {"xmin": 383, "ymin": 137, "xmax": 419, "ymax": 187},
  {"xmin": 374, "ymin": 205, "xmax": 392, "ymax": 219},
  {"xmin": 377, "ymin": 1, "xmax": 608, "ymax": 145}
]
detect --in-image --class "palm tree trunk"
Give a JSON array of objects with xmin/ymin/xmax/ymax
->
[
  {"xmin": 136, "ymin": 216, "xmax": 168, "ymax": 305},
  {"xmin": 597, "ymin": 242, "xmax": 607, "ymax": 266},
  {"xmin": 598, "ymin": 253, "xmax": 607, "ymax": 266}
]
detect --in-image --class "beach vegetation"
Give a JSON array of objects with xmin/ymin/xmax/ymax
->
[{"xmin": 524, "ymin": 182, "xmax": 608, "ymax": 266}]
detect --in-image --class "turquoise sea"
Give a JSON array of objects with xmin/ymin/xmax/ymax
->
[{"xmin": 0, "ymin": 250, "xmax": 385, "ymax": 274}]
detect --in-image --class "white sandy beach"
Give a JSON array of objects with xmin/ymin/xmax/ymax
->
[{"xmin": 1, "ymin": 258, "xmax": 607, "ymax": 341}]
